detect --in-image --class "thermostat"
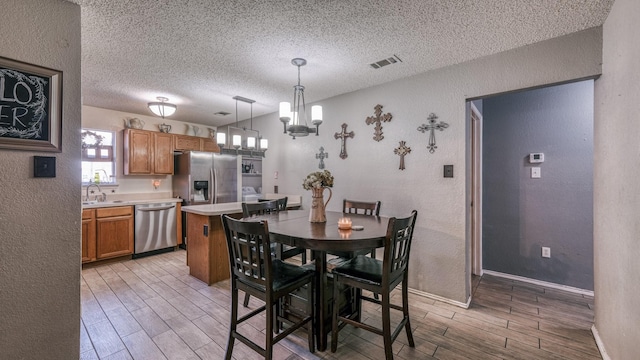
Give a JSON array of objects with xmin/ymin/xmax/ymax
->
[{"xmin": 529, "ymin": 153, "xmax": 544, "ymax": 163}]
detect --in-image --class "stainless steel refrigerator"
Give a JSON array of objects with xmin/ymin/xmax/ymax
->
[
  {"xmin": 173, "ymin": 151, "xmax": 238, "ymax": 248},
  {"xmin": 173, "ymin": 151, "xmax": 239, "ymax": 205}
]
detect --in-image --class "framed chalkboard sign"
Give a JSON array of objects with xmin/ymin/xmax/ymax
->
[{"xmin": 0, "ymin": 56, "xmax": 62, "ymax": 152}]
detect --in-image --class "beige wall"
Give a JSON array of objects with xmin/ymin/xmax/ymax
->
[
  {"xmin": 594, "ymin": 0, "xmax": 640, "ymax": 358},
  {"xmin": 0, "ymin": 0, "xmax": 81, "ymax": 359},
  {"xmin": 243, "ymin": 28, "xmax": 603, "ymax": 303}
]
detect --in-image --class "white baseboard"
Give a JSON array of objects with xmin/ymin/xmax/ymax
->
[
  {"xmin": 591, "ymin": 325, "xmax": 611, "ymax": 360},
  {"xmin": 407, "ymin": 288, "xmax": 471, "ymax": 309},
  {"xmin": 482, "ymin": 270, "xmax": 594, "ymax": 297}
]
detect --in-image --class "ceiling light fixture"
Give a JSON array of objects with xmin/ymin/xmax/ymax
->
[
  {"xmin": 217, "ymin": 96, "xmax": 268, "ymax": 157},
  {"xmin": 148, "ymin": 96, "xmax": 177, "ymax": 118},
  {"xmin": 279, "ymin": 58, "xmax": 322, "ymax": 139}
]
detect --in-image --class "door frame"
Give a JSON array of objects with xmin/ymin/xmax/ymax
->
[{"xmin": 470, "ymin": 101, "xmax": 483, "ymax": 276}]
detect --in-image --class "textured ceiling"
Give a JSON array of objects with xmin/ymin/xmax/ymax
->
[{"xmin": 69, "ymin": 0, "xmax": 613, "ymax": 126}]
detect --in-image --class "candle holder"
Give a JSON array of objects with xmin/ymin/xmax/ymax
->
[
  {"xmin": 338, "ymin": 217, "xmax": 352, "ymax": 230},
  {"xmin": 339, "ymin": 228, "xmax": 352, "ymax": 239}
]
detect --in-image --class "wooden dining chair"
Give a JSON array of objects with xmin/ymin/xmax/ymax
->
[
  {"xmin": 259, "ymin": 196, "xmax": 288, "ymax": 211},
  {"xmin": 221, "ymin": 214, "xmax": 315, "ymax": 360},
  {"xmin": 242, "ymin": 199, "xmax": 307, "ymax": 307},
  {"xmin": 330, "ymin": 210, "xmax": 418, "ymax": 360}
]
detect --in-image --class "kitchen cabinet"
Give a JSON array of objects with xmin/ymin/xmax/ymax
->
[
  {"xmin": 200, "ymin": 138, "xmax": 220, "ymax": 152},
  {"xmin": 174, "ymin": 134, "xmax": 220, "ymax": 153},
  {"xmin": 173, "ymin": 134, "xmax": 201, "ymax": 151},
  {"xmin": 82, "ymin": 206, "xmax": 133, "ymax": 263},
  {"xmin": 81, "ymin": 209, "xmax": 96, "ymax": 263},
  {"xmin": 95, "ymin": 206, "xmax": 134, "ymax": 259},
  {"xmin": 123, "ymin": 129, "xmax": 174, "ymax": 175}
]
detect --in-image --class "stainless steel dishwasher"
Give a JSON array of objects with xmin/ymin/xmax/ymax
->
[{"xmin": 133, "ymin": 202, "xmax": 177, "ymax": 258}]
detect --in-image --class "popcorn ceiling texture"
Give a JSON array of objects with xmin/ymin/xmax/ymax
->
[{"xmin": 69, "ymin": 0, "xmax": 613, "ymax": 125}]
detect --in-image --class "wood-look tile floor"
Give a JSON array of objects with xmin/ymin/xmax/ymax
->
[{"xmin": 80, "ymin": 250, "xmax": 600, "ymax": 359}]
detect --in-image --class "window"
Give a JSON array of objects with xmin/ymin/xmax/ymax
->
[{"xmin": 81, "ymin": 129, "xmax": 116, "ymax": 184}]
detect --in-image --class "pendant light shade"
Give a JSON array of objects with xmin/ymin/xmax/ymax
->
[{"xmin": 148, "ymin": 96, "xmax": 176, "ymax": 118}]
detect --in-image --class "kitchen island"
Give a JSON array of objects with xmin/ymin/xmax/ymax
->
[{"xmin": 181, "ymin": 196, "xmax": 302, "ymax": 285}]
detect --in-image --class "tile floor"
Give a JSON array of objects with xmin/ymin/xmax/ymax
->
[{"xmin": 80, "ymin": 250, "xmax": 600, "ymax": 359}]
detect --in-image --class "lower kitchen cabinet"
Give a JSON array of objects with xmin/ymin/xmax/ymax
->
[
  {"xmin": 82, "ymin": 206, "xmax": 134, "ymax": 263},
  {"xmin": 82, "ymin": 209, "xmax": 96, "ymax": 263}
]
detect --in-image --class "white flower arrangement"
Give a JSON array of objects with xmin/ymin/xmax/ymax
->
[{"xmin": 302, "ymin": 170, "xmax": 334, "ymax": 190}]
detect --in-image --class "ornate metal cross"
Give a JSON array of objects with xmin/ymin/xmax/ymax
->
[
  {"xmin": 334, "ymin": 123, "xmax": 354, "ymax": 159},
  {"xmin": 417, "ymin": 113, "xmax": 449, "ymax": 153},
  {"xmin": 365, "ymin": 104, "xmax": 392, "ymax": 142},
  {"xmin": 394, "ymin": 141, "xmax": 411, "ymax": 170},
  {"xmin": 315, "ymin": 146, "xmax": 328, "ymax": 169}
]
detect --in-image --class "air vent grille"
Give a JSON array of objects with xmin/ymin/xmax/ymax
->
[{"xmin": 370, "ymin": 55, "xmax": 402, "ymax": 69}]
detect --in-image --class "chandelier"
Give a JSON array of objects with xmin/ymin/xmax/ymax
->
[
  {"xmin": 147, "ymin": 96, "xmax": 176, "ymax": 118},
  {"xmin": 216, "ymin": 96, "xmax": 268, "ymax": 156},
  {"xmin": 279, "ymin": 58, "xmax": 323, "ymax": 139}
]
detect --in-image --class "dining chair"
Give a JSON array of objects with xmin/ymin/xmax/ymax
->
[
  {"xmin": 242, "ymin": 199, "xmax": 307, "ymax": 307},
  {"xmin": 259, "ymin": 196, "xmax": 288, "ymax": 211},
  {"xmin": 330, "ymin": 210, "xmax": 418, "ymax": 360},
  {"xmin": 221, "ymin": 214, "xmax": 315, "ymax": 360}
]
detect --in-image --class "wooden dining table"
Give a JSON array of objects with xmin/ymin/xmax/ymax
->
[{"xmin": 246, "ymin": 210, "xmax": 390, "ymax": 351}]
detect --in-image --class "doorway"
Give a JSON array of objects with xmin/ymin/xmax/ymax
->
[{"xmin": 469, "ymin": 79, "xmax": 595, "ymax": 291}]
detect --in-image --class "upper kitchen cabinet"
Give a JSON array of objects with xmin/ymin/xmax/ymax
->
[
  {"xmin": 174, "ymin": 134, "xmax": 220, "ymax": 153},
  {"xmin": 123, "ymin": 129, "xmax": 174, "ymax": 175}
]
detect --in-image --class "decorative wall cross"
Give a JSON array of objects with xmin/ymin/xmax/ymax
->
[
  {"xmin": 417, "ymin": 113, "xmax": 449, "ymax": 153},
  {"xmin": 365, "ymin": 104, "xmax": 392, "ymax": 142},
  {"xmin": 394, "ymin": 141, "xmax": 411, "ymax": 170},
  {"xmin": 334, "ymin": 123, "xmax": 354, "ymax": 159},
  {"xmin": 315, "ymin": 146, "xmax": 328, "ymax": 169}
]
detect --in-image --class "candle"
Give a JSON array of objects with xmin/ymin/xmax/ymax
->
[{"xmin": 338, "ymin": 217, "xmax": 352, "ymax": 230}]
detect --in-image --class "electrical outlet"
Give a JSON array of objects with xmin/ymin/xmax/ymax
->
[{"xmin": 542, "ymin": 247, "xmax": 551, "ymax": 258}]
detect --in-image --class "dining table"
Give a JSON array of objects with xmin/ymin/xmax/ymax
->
[{"xmin": 245, "ymin": 210, "xmax": 390, "ymax": 351}]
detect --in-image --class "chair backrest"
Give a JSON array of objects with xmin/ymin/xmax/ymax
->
[
  {"xmin": 243, "ymin": 200, "xmax": 280, "ymax": 217},
  {"xmin": 221, "ymin": 214, "xmax": 273, "ymax": 289},
  {"xmin": 259, "ymin": 197, "xmax": 287, "ymax": 211},
  {"xmin": 383, "ymin": 210, "xmax": 418, "ymax": 285},
  {"xmin": 343, "ymin": 199, "xmax": 381, "ymax": 216}
]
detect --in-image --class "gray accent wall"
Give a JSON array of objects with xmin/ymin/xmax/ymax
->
[{"xmin": 482, "ymin": 81, "xmax": 594, "ymax": 290}]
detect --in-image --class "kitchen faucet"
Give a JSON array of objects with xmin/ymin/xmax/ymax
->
[{"xmin": 85, "ymin": 183, "xmax": 104, "ymax": 202}]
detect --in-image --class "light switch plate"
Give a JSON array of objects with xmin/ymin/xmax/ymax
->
[
  {"xmin": 444, "ymin": 165, "xmax": 454, "ymax": 178},
  {"xmin": 531, "ymin": 167, "xmax": 541, "ymax": 178},
  {"xmin": 34, "ymin": 156, "xmax": 56, "ymax": 178}
]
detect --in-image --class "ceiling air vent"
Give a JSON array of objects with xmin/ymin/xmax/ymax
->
[
  {"xmin": 214, "ymin": 111, "xmax": 231, "ymax": 116},
  {"xmin": 370, "ymin": 54, "xmax": 402, "ymax": 69}
]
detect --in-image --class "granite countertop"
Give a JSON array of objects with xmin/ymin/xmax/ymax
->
[
  {"xmin": 181, "ymin": 202, "xmax": 245, "ymax": 216},
  {"xmin": 82, "ymin": 198, "xmax": 182, "ymax": 209},
  {"xmin": 182, "ymin": 197, "xmax": 302, "ymax": 216}
]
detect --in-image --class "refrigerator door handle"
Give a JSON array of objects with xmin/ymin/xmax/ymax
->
[{"xmin": 211, "ymin": 169, "xmax": 218, "ymax": 204}]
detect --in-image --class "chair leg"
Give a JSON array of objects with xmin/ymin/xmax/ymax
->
[
  {"xmin": 243, "ymin": 292, "xmax": 250, "ymax": 307},
  {"xmin": 225, "ymin": 280, "xmax": 238, "ymax": 360},
  {"xmin": 265, "ymin": 299, "xmax": 274, "ymax": 360},
  {"xmin": 330, "ymin": 274, "xmax": 340, "ymax": 353},
  {"xmin": 307, "ymin": 278, "xmax": 315, "ymax": 353},
  {"xmin": 403, "ymin": 276, "xmax": 415, "ymax": 347},
  {"xmin": 370, "ymin": 250, "xmax": 379, "ymax": 300},
  {"xmin": 301, "ymin": 249, "xmax": 307, "ymax": 264},
  {"xmin": 381, "ymin": 292, "xmax": 394, "ymax": 360}
]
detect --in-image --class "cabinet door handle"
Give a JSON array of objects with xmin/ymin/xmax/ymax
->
[{"xmin": 203, "ymin": 224, "xmax": 209, "ymax": 237}]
